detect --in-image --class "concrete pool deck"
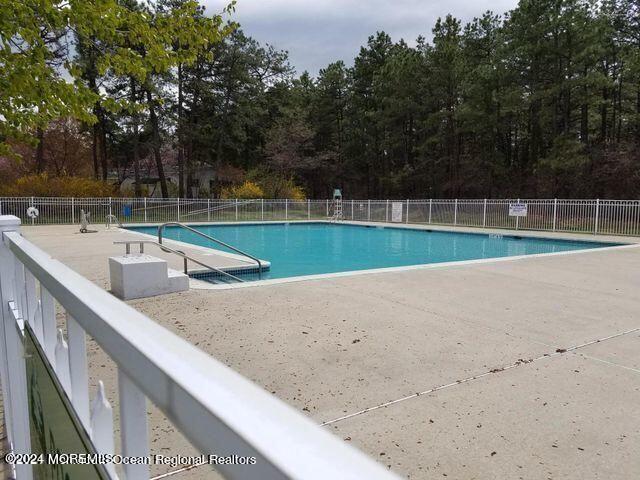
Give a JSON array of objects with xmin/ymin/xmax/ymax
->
[{"xmin": 19, "ymin": 223, "xmax": 640, "ymax": 479}]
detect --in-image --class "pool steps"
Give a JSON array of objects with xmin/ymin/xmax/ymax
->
[{"xmin": 109, "ymin": 254, "xmax": 189, "ymax": 299}]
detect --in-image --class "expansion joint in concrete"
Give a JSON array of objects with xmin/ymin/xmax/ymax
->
[{"xmin": 320, "ymin": 326, "xmax": 640, "ymax": 427}]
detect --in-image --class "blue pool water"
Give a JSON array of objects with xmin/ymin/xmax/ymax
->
[{"xmin": 128, "ymin": 223, "xmax": 619, "ymax": 281}]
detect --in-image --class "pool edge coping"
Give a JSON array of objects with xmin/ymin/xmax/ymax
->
[
  {"xmin": 119, "ymin": 220, "xmax": 640, "ymax": 290},
  {"xmin": 121, "ymin": 219, "xmax": 640, "ymax": 244}
]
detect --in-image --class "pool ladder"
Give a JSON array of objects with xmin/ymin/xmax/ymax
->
[
  {"xmin": 158, "ymin": 222, "xmax": 263, "ymax": 279},
  {"xmin": 105, "ymin": 214, "xmax": 122, "ymax": 228}
]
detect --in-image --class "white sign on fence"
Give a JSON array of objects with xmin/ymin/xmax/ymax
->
[
  {"xmin": 508, "ymin": 203, "xmax": 528, "ymax": 217},
  {"xmin": 391, "ymin": 202, "xmax": 403, "ymax": 222}
]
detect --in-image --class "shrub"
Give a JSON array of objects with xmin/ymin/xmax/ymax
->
[
  {"xmin": 245, "ymin": 168, "xmax": 306, "ymax": 199},
  {"xmin": 0, "ymin": 174, "xmax": 117, "ymax": 197},
  {"xmin": 285, "ymin": 184, "xmax": 306, "ymax": 200},
  {"xmin": 221, "ymin": 181, "xmax": 265, "ymax": 199}
]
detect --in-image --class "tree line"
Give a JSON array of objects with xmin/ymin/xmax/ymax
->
[{"xmin": 1, "ymin": 0, "xmax": 639, "ymax": 199}]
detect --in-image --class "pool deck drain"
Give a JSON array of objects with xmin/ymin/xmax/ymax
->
[{"xmin": 16, "ymin": 223, "xmax": 640, "ymax": 479}]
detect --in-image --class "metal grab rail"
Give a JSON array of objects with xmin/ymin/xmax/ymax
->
[
  {"xmin": 158, "ymin": 222, "xmax": 263, "ymax": 279},
  {"xmin": 105, "ymin": 214, "xmax": 122, "ymax": 228},
  {"xmin": 113, "ymin": 240, "xmax": 244, "ymax": 283}
]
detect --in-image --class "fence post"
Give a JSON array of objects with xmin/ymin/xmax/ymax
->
[
  {"xmin": 31, "ymin": 196, "xmax": 35, "ymax": 225},
  {"xmin": 386, "ymin": 199, "xmax": 389, "ymax": 222},
  {"xmin": 594, "ymin": 198, "xmax": 600, "ymax": 235},
  {"xmin": 326, "ymin": 199, "xmax": 329, "ymax": 217},
  {"xmin": 454, "ymin": 199, "xmax": 458, "ymax": 225},
  {"xmin": 261, "ymin": 199, "xmax": 264, "ymax": 221},
  {"xmin": 144, "ymin": 197, "xmax": 147, "ymax": 223},
  {"xmin": 72, "ymin": 197, "xmax": 75, "ymax": 224},
  {"xmin": 552, "ymin": 198, "xmax": 558, "ymax": 232},
  {"xmin": 428, "ymin": 199, "xmax": 432, "ymax": 224},
  {"xmin": 351, "ymin": 200, "xmax": 354, "ymax": 220},
  {"xmin": 0, "ymin": 216, "xmax": 17, "ymax": 443},
  {"xmin": 515, "ymin": 198, "xmax": 520, "ymax": 230},
  {"xmin": 0, "ymin": 216, "xmax": 34, "ymax": 480},
  {"xmin": 483, "ymin": 199, "xmax": 487, "ymax": 228},
  {"xmin": 108, "ymin": 197, "xmax": 112, "ymax": 223},
  {"xmin": 177, "ymin": 197, "xmax": 180, "ymax": 221},
  {"xmin": 207, "ymin": 198, "xmax": 211, "ymax": 222},
  {"xmin": 67, "ymin": 314, "xmax": 90, "ymax": 429},
  {"xmin": 285, "ymin": 199, "xmax": 288, "ymax": 220},
  {"xmin": 118, "ymin": 369, "xmax": 150, "ymax": 480},
  {"xmin": 368, "ymin": 200, "xmax": 371, "ymax": 221},
  {"xmin": 235, "ymin": 198, "xmax": 238, "ymax": 221},
  {"xmin": 308, "ymin": 199, "xmax": 311, "ymax": 220},
  {"xmin": 405, "ymin": 200, "xmax": 409, "ymax": 224}
]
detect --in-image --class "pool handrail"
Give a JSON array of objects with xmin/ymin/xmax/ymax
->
[
  {"xmin": 113, "ymin": 239, "xmax": 244, "ymax": 283},
  {"xmin": 158, "ymin": 222, "xmax": 263, "ymax": 279},
  {"xmin": 105, "ymin": 214, "xmax": 122, "ymax": 228}
]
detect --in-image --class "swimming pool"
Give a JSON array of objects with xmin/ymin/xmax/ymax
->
[{"xmin": 127, "ymin": 222, "xmax": 620, "ymax": 282}]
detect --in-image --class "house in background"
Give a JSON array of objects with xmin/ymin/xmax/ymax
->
[{"xmin": 120, "ymin": 163, "xmax": 244, "ymax": 198}]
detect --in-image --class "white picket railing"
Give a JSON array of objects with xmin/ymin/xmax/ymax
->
[
  {"xmin": 0, "ymin": 215, "xmax": 398, "ymax": 480},
  {"xmin": 1, "ymin": 197, "xmax": 639, "ymax": 236}
]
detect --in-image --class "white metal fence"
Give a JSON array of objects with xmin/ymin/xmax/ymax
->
[
  {"xmin": 1, "ymin": 197, "xmax": 639, "ymax": 236},
  {"xmin": 0, "ymin": 215, "xmax": 397, "ymax": 479},
  {"xmin": 0, "ymin": 198, "xmax": 332, "ymax": 225}
]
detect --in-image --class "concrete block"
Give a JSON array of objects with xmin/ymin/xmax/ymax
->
[
  {"xmin": 167, "ymin": 268, "xmax": 190, "ymax": 293},
  {"xmin": 109, "ymin": 255, "xmax": 188, "ymax": 300}
]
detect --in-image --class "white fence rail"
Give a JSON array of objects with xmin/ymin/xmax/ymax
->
[
  {"xmin": 0, "ymin": 215, "xmax": 397, "ymax": 480},
  {"xmin": 1, "ymin": 197, "xmax": 639, "ymax": 236},
  {"xmin": 0, "ymin": 198, "xmax": 332, "ymax": 226}
]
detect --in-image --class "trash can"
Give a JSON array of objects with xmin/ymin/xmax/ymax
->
[{"xmin": 123, "ymin": 204, "xmax": 132, "ymax": 217}]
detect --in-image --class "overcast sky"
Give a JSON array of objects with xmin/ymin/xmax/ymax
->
[{"xmin": 204, "ymin": 0, "xmax": 519, "ymax": 76}]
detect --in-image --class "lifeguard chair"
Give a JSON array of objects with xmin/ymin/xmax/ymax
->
[{"xmin": 331, "ymin": 189, "xmax": 343, "ymax": 221}]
